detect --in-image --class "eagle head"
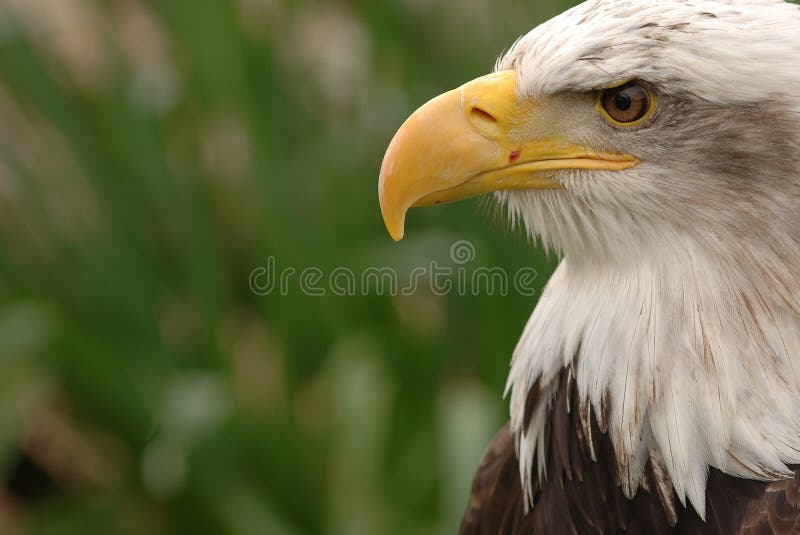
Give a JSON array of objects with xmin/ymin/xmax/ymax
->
[{"xmin": 379, "ymin": 0, "xmax": 800, "ymax": 520}]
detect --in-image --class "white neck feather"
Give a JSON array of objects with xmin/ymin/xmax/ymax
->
[{"xmin": 507, "ymin": 225, "xmax": 800, "ymax": 518}]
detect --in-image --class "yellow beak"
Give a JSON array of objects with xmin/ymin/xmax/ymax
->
[{"xmin": 378, "ymin": 70, "xmax": 639, "ymax": 241}]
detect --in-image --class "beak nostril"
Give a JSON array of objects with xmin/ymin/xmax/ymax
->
[
  {"xmin": 468, "ymin": 106, "xmax": 502, "ymax": 138},
  {"xmin": 470, "ymin": 107, "xmax": 497, "ymax": 124}
]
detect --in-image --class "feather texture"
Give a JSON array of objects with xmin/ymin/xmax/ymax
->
[{"xmin": 463, "ymin": 371, "xmax": 800, "ymax": 534}]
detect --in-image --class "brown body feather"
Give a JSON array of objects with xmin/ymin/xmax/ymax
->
[{"xmin": 461, "ymin": 369, "xmax": 800, "ymax": 534}]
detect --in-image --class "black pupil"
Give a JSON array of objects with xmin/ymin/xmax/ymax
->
[{"xmin": 614, "ymin": 91, "xmax": 632, "ymax": 111}]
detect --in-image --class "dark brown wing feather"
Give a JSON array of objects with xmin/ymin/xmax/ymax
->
[
  {"xmin": 460, "ymin": 368, "xmax": 800, "ymax": 534},
  {"xmin": 459, "ymin": 424, "xmax": 534, "ymax": 535},
  {"xmin": 739, "ymin": 471, "xmax": 800, "ymax": 534}
]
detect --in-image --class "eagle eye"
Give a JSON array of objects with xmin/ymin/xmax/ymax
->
[{"xmin": 599, "ymin": 81, "xmax": 654, "ymax": 126}]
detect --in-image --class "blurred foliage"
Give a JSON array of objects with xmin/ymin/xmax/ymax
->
[{"xmin": 0, "ymin": 0, "xmax": 577, "ymax": 533}]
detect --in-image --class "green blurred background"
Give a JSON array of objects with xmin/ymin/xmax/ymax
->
[{"xmin": 0, "ymin": 1, "xmax": 576, "ymax": 533}]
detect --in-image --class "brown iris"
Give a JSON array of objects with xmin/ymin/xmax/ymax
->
[{"xmin": 600, "ymin": 81, "xmax": 652, "ymax": 125}]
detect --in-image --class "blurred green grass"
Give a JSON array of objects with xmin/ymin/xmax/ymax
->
[{"xmin": 0, "ymin": 0, "xmax": 576, "ymax": 533}]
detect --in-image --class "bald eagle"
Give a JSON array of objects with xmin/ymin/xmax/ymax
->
[{"xmin": 379, "ymin": 0, "xmax": 800, "ymax": 532}]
